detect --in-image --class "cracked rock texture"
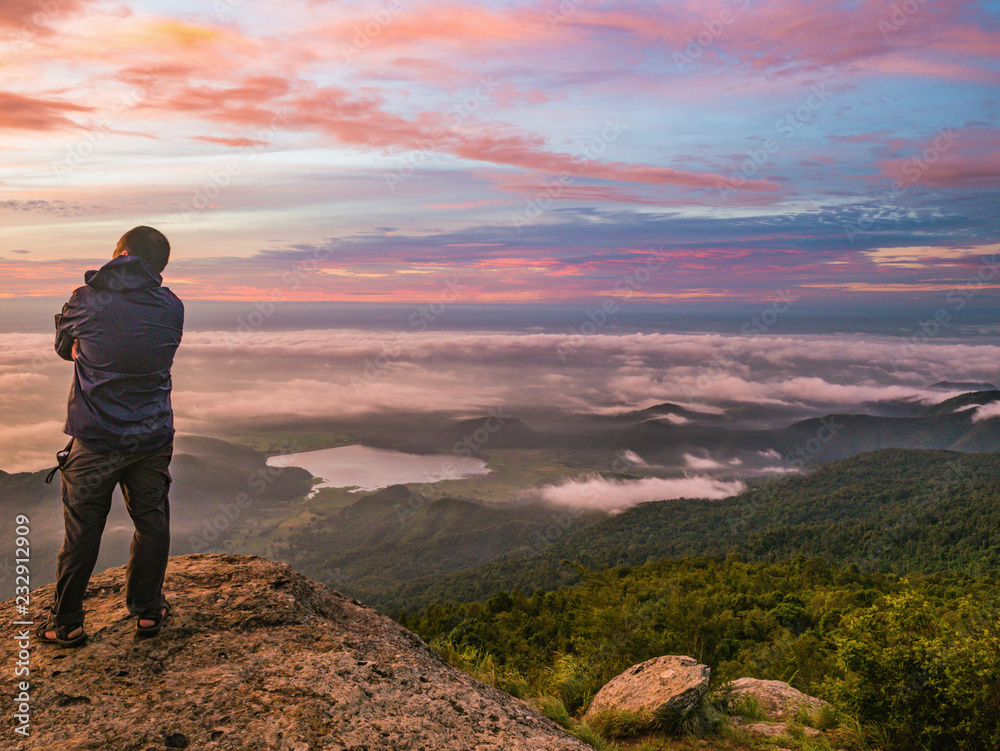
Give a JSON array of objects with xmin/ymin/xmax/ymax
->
[
  {"xmin": 725, "ymin": 677, "xmax": 828, "ymax": 720},
  {"xmin": 726, "ymin": 678, "xmax": 828, "ymax": 742},
  {"xmin": 1, "ymin": 554, "xmax": 592, "ymax": 751}
]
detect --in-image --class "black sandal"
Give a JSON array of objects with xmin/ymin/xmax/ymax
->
[
  {"xmin": 35, "ymin": 621, "xmax": 86, "ymax": 648},
  {"xmin": 136, "ymin": 603, "xmax": 170, "ymax": 637}
]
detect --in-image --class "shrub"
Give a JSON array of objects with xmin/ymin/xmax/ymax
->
[{"xmin": 829, "ymin": 590, "xmax": 1000, "ymax": 750}]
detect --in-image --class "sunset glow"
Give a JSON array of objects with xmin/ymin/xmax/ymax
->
[{"xmin": 2, "ymin": 0, "xmax": 998, "ymax": 303}]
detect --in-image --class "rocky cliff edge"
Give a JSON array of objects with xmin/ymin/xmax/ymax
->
[{"xmin": 1, "ymin": 554, "xmax": 591, "ymax": 751}]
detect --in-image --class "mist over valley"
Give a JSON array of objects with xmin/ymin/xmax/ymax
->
[{"xmin": 2, "ymin": 304, "xmax": 998, "ymax": 606}]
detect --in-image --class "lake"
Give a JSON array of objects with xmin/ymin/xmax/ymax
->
[{"xmin": 266, "ymin": 444, "xmax": 490, "ymax": 493}]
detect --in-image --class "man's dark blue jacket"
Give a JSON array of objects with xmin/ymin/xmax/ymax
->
[{"xmin": 55, "ymin": 255, "xmax": 184, "ymax": 454}]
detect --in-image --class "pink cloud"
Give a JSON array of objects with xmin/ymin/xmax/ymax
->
[
  {"xmin": 423, "ymin": 200, "xmax": 506, "ymax": 210},
  {"xmin": 684, "ymin": 453, "xmax": 725, "ymax": 470},
  {"xmin": 0, "ymin": 91, "xmax": 92, "ymax": 130},
  {"xmin": 877, "ymin": 129, "xmax": 1000, "ymax": 189},
  {"xmin": 831, "ymin": 131, "xmax": 894, "ymax": 144},
  {"xmin": 562, "ymin": 0, "xmax": 1000, "ymax": 80},
  {"xmin": 0, "ymin": 259, "xmax": 100, "ymax": 297},
  {"xmin": 538, "ymin": 475, "xmax": 746, "ymax": 511},
  {"xmin": 301, "ymin": 1, "xmax": 1000, "ymax": 100},
  {"xmin": 972, "ymin": 402, "xmax": 1000, "ymax": 423},
  {"xmin": 491, "ymin": 175, "xmax": 697, "ymax": 205},
  {"xmin": 149, "ymin": 75, "xmax": 775, "ymax": 192},
  {"xmin": 867, "ymin": 54, "xmax": 1000, "ymax": 84},
  {"xmin": 192, "ymin": 135, "xmax": 270, "ymax": 148},
  {"xmin": 314, "ymin": 2, "xmax": 553, "ymax": 52},
  {"xmin": 441, "ymin": 126, "xmax": 776, "ymax": 190},
  {"xmin": 0, "ymin": 0, "xmax": 90, "ymax": 32},
  {"xmin": 171, "ymin": 75, "xmax": 294, "ymax": 112}
]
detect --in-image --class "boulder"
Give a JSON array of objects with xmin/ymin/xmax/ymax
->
[
  {"xmin": 1, "ymin": 554, "xmax": 593, "ymax": 751},
  {"xmin": 583, "ymin": 655, "xmax": 710, "ymax": 726},
  {"xmin": 725, "ymin": 677, "xmax": 828, "ymax": 721}
]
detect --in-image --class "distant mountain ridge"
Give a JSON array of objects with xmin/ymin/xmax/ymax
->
[
  {"xmin": 391, "ymin": 391, "xmax": 1000, "ymax": 469},
  {"xmin": 556, "ymin": 391, "xmax": 1000, "ymax": 467},
  {"xmin": 428, "ymin": 416, "xmax": 549, "ymax": 451},
  {"xmin": 931, "ymin": 380, "xmax": 999, "ymax": 391}
]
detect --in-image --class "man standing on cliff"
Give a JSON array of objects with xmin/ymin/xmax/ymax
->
[{"xmin": 37, "ymin": 226, "xmax": 184, "ymax": 647}]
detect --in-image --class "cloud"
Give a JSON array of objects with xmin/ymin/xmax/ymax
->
[
  {"xmin": 172, "ymin": 373, "xmax": 507, "ymax": 428},
  {"xmin": 316, "ymin": 1, "xmax": 1000, "ymax": 84},
  {"xmin": 0, "ymin": 92, "xmax": 92, "ymax": 131},
  {"xmin": 5, "ymin": 194, "xmax": 997, "ymax": 305},
  {"xmin": 0, "ymin": 0, "xmax": 90, "ymax": 33},
  {"xmin": 0, "ymin": 372, "xmax": 51, "ymax": 407},
  {"xmin": 538, "ymin": 474, "xmax": 746, "ymax": 512},
  {"xmin": 192, "ymin": 135, "xmax": 271, "ymax": 148},
  {"xmin": 148, "ymin": 207, "xmax": 998, "ymax": 302},
  {"xmin": 683, "ymin": 453, "xmax": 725, "ymax": 470},
  {"xmin": 3, "ymin": 0, "xmax": 996, "ymax": 251},
  {"xmin": 619, "ymin": 449, "xmax": 647, "ymax": 466},
  {"xmin": 877, "ymin": 129, "xmax": 1000, "ymax": 189},
  {"xmin": 971, "ymin": 402, "xmax": 1000, "ymax": 423},
  {"xmin": 271, "ymin": 85, "xmax": 775, "ymax": 191},
  {"xmin": 171, "ymin": 329, "xmax": 1000, "ymax": 424},
  {"xmin": 0, "ymin": 199, "xmax": 100, "ymax": 216},
  {"xmin": 758, "ymin": 466, "xmax": 802, "ymax": 475},
  {"xmin": 4, "ymin": 325, "xmax": 1000, "ymax": 471},
  {"xmin": 775, "ymin": 377, "xmax": 947, "ymax": 405},
  {"xmin": 0, "ymin": 420, "xmax": 65, "ymax": 473},
  {"xmin": 680, "ymin": 0, "xmax": 999, "ymax": 81},
  {"xmin": 491, "ymin": 175, "xmax": 681, "ymax": 206},
  {"xmin": 120, "ymin": 55, "xmax": 775, "ymax": 197},
  {"xmin": 649, "ymin": 414, "xmax": 690, "ymax": 425}
]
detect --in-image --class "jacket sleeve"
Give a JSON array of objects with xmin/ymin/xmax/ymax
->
[{"xmin": 54, "ymin": 290, "xmax": 84, "ymax": 361}]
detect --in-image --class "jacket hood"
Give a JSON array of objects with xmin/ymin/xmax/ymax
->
[{"xmin": 85, "ymin": 255, "xmax": 162, "ymax": 292}]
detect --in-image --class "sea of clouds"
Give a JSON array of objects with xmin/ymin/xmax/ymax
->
[{"xmin": 2, "ymin": 328, "xmax": 998, "ymax": 474}]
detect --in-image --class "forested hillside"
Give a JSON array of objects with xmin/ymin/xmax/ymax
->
[
  {"xmin": 384, "ymin": 449, "xmax": 1000, "ymax": 613},
  {"xmin": 288, "ymin": 485, "xmax": 606, "ymax": 603},
  {"xmin": 404, "ymin": 556, "xmax": 1000, "ymax": 750}
]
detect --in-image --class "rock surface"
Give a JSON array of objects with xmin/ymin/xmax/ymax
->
[
  {"xmin": 1, "ymin": 554, "xmax": 592, "ymax": 751},
  {"xmin": 732, "ymin": 720, "xmax": 821, "ymax": 739},
  {"xmin": 583, "ymin": 655, "xmax": 709, "ymax": 724},
  {"xmin": 725, "ymin": 677, "xmax": 828, "ymax": 721}
]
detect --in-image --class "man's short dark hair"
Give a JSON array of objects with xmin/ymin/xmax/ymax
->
[{"xmin": 120, "ymin": 226, "xmax": 170, "ymax": 273}]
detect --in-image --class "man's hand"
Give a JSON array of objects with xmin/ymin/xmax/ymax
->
[{"xmin": 71, "ymin": 340, "xmax": 80, "ymax": 360}]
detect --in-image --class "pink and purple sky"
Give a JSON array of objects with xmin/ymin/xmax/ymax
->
[{"xmin": 2, "ymin": 0, "xmax": 998, "ymax": 304}]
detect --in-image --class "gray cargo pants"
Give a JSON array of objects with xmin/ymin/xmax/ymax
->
[{"xmin": 50, "ymin": 438, "xmax": 172, "ymax": 626}]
